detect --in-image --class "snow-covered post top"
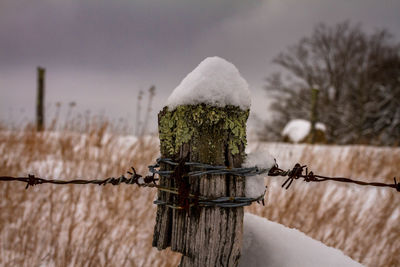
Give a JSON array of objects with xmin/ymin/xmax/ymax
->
[
  {"xmin": 166, "ymin": 56, "xmax": 251, "ymax": 110},
  {"xmin": 159, "ymin": 56, "xmax": 251, "ymax": 157},
  {"xmin": 153, "ymin": 57, "xmax": 251, "ymax": 267}
]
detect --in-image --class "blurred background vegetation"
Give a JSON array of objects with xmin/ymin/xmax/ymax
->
[{"xmin": 259, "ymin": 21, "xmax": 400, "ymax": 146}]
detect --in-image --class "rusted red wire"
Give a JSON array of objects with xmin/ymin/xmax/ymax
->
[
  {"xmin": 0, "ymin": 161, "xmax": 398, "ymax": 193},
  {"xmin": 0, "ymin": 167, "xmax": 158, "ymax": 189},
  {"xmin": 268, "ymin": 162, "xmax": 400, "ymax": 192}
]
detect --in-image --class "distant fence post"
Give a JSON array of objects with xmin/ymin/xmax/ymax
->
[
  {"xmin": 310, "ymin": 87, "xmax": 319, "ymax": 144},
  {"xmin": 36, "ymin": 67, "xmax": 45, "ymax": 131},
  {"xmin": 153, "ymin": 104, "xmax": 248, "ymax": 266}
]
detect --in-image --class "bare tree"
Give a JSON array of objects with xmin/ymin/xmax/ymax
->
[{"xmin": 262, "ymin": 21, "xmax": 400, "ymax": 145}]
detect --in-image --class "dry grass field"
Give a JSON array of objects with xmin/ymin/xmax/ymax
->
[
  {"xmin": 247, "ymin": 142, "xmax": 400, "ymax": 267},
  {"xmin": 0, "ymin": 125, "xmax": 399, "ymax": 266}
]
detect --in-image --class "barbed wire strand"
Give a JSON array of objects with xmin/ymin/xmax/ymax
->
[
  {"xmin": 151, "ymin": 158, "xmax": 399, "ymax": 192},
  {"xmin": 0, "ymin": 158, "xmax": 398, "ymax": 209},
  {"xmin": 0, "ymin": 164, "xmax": 265, "ymax": 208},
  {"xmin": 267, "ymin": 162, "xmax": 399, "ymax": 191}
]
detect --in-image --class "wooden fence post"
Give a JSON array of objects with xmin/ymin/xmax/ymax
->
[
  {"xmin": 310, "ymin": 87, "xmax": 319, "ymax": 144},
  {"xmin": 36, "ymin": 67, "xmax": 45, "ymax": 131},
  {"xmin": 153, "ymin": 103, "xmax": 249, "ymax": 266}
]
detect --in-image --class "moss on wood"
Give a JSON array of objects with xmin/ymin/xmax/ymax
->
[{"xmin": 159, "ymin": 104, "xmax": 249, "ymax": 158}]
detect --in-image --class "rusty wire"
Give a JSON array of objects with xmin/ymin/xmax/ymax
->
[
  {"xmin": 151, "ymin": 158, "xmax": 399, "ymax": 192},
  {"xmin": 0, "ymin": 167, "xmax": 159, "ymax": 189},
  {"xmin": 0, "ymin": 164, "xmax": 266, "ymax": 208},
  {"xmin": 0, "ymin": 158, "xmax": 398, "ymax": 210},
  {"xmin": 268, "ymin": 162, "xmax": 400, "ymax": 192}
]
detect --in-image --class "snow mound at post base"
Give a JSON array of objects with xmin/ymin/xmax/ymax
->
[
  {"xmin": 240, "ymin": 213, "xmax": 364, "ymax": 267},
  {"xmin": 166, "ymin": 57, "xmax": 251, "ymax": 110}
]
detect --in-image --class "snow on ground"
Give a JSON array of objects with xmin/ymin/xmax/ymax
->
[
  {"xmin": 282, "ymin": 119, "xmax": 326, "ymax": 143},
  {"xmin": 166, "ymin": 56, "xmax": 251, "ymax": 110},
  {"xmin": 240, "ymin": 213, "xmax": 364, "ymax": 267},
  {"xmin": 243, "ymin": 149, "xmax": 275, "ymax": 198}
]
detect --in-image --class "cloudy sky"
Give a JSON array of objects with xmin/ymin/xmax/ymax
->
[{"xmin": 1, "ymin": 0, "xmax": 399, "ymax": 132}]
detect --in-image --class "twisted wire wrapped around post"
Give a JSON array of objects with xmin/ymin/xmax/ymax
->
[
  {"xmin": 149, "ymin": 158, "xmax": 269, "ymax": 209},
  {"xmin": 148, "ymin": 158, "xmax": 270, "ymax": 177}
]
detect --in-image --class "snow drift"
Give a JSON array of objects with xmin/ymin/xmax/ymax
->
[{"xmin": 240, "ymin": 213, "xmax": 363, "ymax": 267}]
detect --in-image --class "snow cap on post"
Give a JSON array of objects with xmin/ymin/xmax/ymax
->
[{"xmin": 166, "ymin": 56, "xmax": 251, "ymax": 110}]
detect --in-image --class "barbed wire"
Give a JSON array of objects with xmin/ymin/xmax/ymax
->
[
  {"xmin": 0, "ymin": 167, "xmax": 158, "ymax": 189},
  {"xmin": 0, "ymin": 162, "xmax": 266, "ymax": 209},
  {"xmin": 150, "ymin": 158, "xmax": 399, "ymax": 192},
  {"xmin": 267, "ymin": 162, "xmax": 400, "ymax": 191},
  {"xmin": 0, "ymin": 157, "xmax": 398, "ymax": 210}
]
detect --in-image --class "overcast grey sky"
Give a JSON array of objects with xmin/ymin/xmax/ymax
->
[{"xmin": 1, "ymin": 0, "xmax": 399, "ymax": 132}]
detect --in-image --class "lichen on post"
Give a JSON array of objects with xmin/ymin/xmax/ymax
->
[
  {"xmin": 152, "ymin": 57, "xmax": 251, "ymax": 266},
  {"xmin": 158, "ymin": 104, "xmax": 248, "ymax": 157}
]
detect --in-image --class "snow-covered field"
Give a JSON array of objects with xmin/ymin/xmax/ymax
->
[{"xmin": 0, "ymin": 129, "xmax": 399, "ymax": 266}]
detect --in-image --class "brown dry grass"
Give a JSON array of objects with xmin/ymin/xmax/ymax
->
[
  {"xmin": 0, "ymin": 125, "xmax": 181, "ymax": 267},
  {"xmin": 1, "ymin": 128, "xmax": 399, "ymax": 266},
  {"xmin": 247, "ymin": 142, "xmax": 400, "ymax": 267}
]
